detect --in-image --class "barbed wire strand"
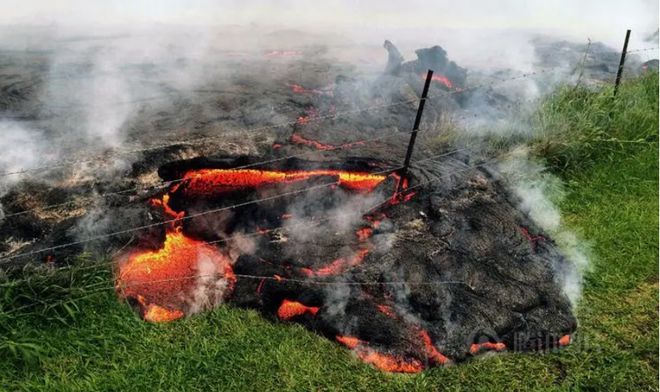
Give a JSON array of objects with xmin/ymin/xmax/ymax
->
[
  {"xmin": 2, "ymin": 64, "xmax": 574, "ymax": 179},
  {"xmin": 1, "ymin": 162, "xmax": 495, "ymax": 316},
  {"xmin": 627, "ymin": 47, "xmax": 659, "ymax": 54},
  {"xmin": 1, "ymin": 130, "xmax": 420, "ymax": 219},
  {"xmin": 0, "ymin": 146, "xmax": 476, "ymax": 264},
  {"xmin": 0, "ymin": 147, "xmax": 476, "ymax": 284},
  {"xmin": 0, "ymin": 98, "xmax": 419, "ymax": 178}
]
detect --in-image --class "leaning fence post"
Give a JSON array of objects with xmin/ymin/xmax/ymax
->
[
  {"xmin": 397, "ymin": 69, "xmax": 434, "ymax": 194},
  {"xmin": 614, "ymin": 29, "xmax": 631, "ymax": 96}
]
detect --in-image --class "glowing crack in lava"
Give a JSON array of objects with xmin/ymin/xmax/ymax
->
[
  {"xmin": 175, "ymin": 168, "xmax": 389, "ymax": 196},
  {"xmin": 422, "ymin": 73, "xmax": 458, "ymax": 90},
  {"xmin": 117, "ymin": 165, "xmax": 400, "ymax": 325},
  {"xmin": 469, "ymin": 341, "xmax": 506, "ymax": 355}
]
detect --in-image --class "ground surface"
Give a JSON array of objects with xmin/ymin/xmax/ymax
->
[{"xmin": 0, "ymin": 73, "xmax": 657, "ymax": 391}]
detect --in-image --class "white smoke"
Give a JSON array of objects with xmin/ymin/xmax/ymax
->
[
  {"xmin": 498, "ymin": 148, "xmax": 591, "ymax": 306},
  {"xmin": 188, "ymin": 248, "xmax": 234, "ymax": 315},
  {"xmin": 0, "ymin": 120, "xmax": 47, "ymax": 217}
]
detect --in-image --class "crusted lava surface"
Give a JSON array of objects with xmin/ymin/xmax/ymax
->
[
  {"xmin": 114, "ymin": 154, "xmax": 576, "ymax": 372},
  {"xmin": 0, "ymin": 38, "xmax": 582, "ymax": 372}
]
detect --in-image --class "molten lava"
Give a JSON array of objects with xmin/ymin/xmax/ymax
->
[
  {"xmin": 376, "ymin": 304, "xmax": 397, "ymax": 318},
  {"xmin": 117, "ymin": 229, "xmax": 234, "ymax": 322},
  {"xmin": 139, "ymin": 297, "xmax": 185, "ymax": 323},
  {"xmin": 336, "ymin": 335, "xmax": 425, "ymax": 373},
  {"xmin": 423, "ymin": 73, "xmax": 455, "ymax": 90},
  {"xmin": 277, "ymin": 299, "xmax": 319, "ymax": 320},
  {"xmin": 419, "ymin": 330, "xmax": 449, "ymax": 365},
  {"xmin": 176, "ymin": 168, "xmax": 389, "ymax": 196},
  {"xmin": 312, "ymin": 248, "xmax": 371, "ymax": 277},
  {"xmin": 469, "ymin": 341, "xmax": 506, "ymax": 355}
]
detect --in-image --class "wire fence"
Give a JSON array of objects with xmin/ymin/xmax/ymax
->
[
  {"xmin": 1, "ymin": 130, "xmax": 416, "ymax": 219},
  {"xmin": 4, "ymin": 39, "xmax": 656, "ymax": 179},
  {"xmin": 1, "ymin": 158, "xmax": 501, "ymax": 317},
  {"xmin": 0, "ymin": 37, "xmax": 657, "ymax": 314},
  {"xmin": 0, "ymin": 98, "xmax": 419, "ymax": 177},
  {"xmin": 0, "ymin": 146, "xmax": 475, "ymax": 265}
]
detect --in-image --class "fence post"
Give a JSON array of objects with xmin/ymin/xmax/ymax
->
[
  {"xmin": 614, "ymin": 29, "xmax": 631, "ymax": 96},
  {"xmin": 397, "ymin": 69, "xmax": 434, "ymax": 194}
]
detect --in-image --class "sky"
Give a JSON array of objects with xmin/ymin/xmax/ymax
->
[
  {"xmin": 2, "ymin": 1, "xmax": 657, "ymax": 32},
  {"xmin": 0, "ymin": 0, "xmax": 657, "ymax": 52}
]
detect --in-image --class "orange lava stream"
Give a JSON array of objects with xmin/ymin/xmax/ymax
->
[
  {"xmin": 469, "ymin": 341, "xmax": 506, "ymax": 355},
  {"xmin": 117, "ymin": 229, "xmax": 234, "ymax": 322},
  {"xmin": 335, "ymin": 335, "xmax": 425, "ymax": 373},
  {"xmin": 138, "ymin": 296, "xmax": 185, "ymax": 323},
  {"xmin": 178, "ymin": 168, "xmax": 388, "ymax": 195},
  {"xmin": 419, "ymin": 330, "xmax": 449, "ymax": 365},
  {"xmin": 150, "ymin": 194, "xmax": 184, "ymax": 220},
  {"xmin": 423, "ymin": 73, "xmax": 455, "ymax": 89},
  {"xmin": 356, "ymin": 227, "xmax": 373, "ymax": 242},
  {"xmin": 312, "ymin": 248, "xmax": 370, "ymax": 277},
  {"xmin": 277, "ymin": 299, "xmax": 320, "ymax": 320},
  {"xmin": 376, "ymin": 304, "xmax": 396, "ymax": 318}
]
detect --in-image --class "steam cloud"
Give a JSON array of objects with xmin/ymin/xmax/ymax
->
[{"xmin": 0, "ymin": 1, "xmax": 656, "ymax": 310}]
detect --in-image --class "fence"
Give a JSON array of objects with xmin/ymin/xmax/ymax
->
[{"xmin": 0, "ymin": 30, "xmax": 657, "ymax": 316}]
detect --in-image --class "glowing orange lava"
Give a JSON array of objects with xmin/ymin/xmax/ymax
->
[
  {"xmin": 176, "ymin": 168, "xmax": 389, "ymax": 196},
  {"xmin": 312, "ymin": 248, "xmax": 370, "ymax": 277},
  {"xmin": 419, "ymin": 330, "xmax": 449, "ymax": 365},
  {"xmin": 376, "ymin": 304, "xmax": 396, "ymax": 318},
  {"xmin": 117, "ymin": 229, "xmax": 234, "ymax": 322},
  {"xmin": 356, "ymin": 227, "xmax": 373, "ymax": 242},
  {"xmin": 424, "ymin": 73, "xmax": 455, "ymax": 90},
  {"xmin": 139, "ymin": 297, "xmax": 185, "ymax": 323},
  {"xmin": 469, "ymin": 341, "xmax": 506, "ymax": 355},
  {"xmin": 336, "ymin": 335, "xmax": 424, "ymax": 373},
  {"xmin": 277, "ymin": 299, "xmax": 320, "ymax": 320}
]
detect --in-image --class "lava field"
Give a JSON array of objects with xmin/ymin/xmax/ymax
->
[{"xmin": 0, "ymin": 38, "xmax": 587, "ymax": 372}]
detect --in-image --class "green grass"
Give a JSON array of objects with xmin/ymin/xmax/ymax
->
[{"xmin": 1, "ymin": 73, "xmax": 657, "ymax": 391}]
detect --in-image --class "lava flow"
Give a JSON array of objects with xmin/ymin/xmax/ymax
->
[
  {"xmin": 175, "ymin": 168, "xmax": 390, "ymax": 196},
  {"xmin": 116, "ymin": 190, "xmax": 235, "ymax": 322},
  {"xmin": 277, "ymin": 299, "xmax": 319, "ymax": 320},
  {"xmin": 117, "ymin": 228, "xmax": 235, "ymax": 322},
  {"xmin": 336, "ymin": 335, "xmax": 425, "ymax": 373},
  {"xmin": 469, "ymin": 341, "xmax": 506, "ymax": 355},
  {"xmin": 423, "ymin": 73, "xmax": 455, "ymax": 90}
]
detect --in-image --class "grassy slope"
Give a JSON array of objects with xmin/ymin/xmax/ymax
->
[{"xmin": 1, "ymin": 73, "xmax": 657, "ymax": 392}]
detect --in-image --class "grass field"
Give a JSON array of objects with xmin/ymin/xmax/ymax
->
[{"xmin": 1, "ymin": 72, "xmax": 657, "ymax": 391}]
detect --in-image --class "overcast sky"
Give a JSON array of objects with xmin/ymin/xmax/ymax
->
[{"xmin": 1, "ymin": 0, "xmax": 658, "ymax": 48}]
